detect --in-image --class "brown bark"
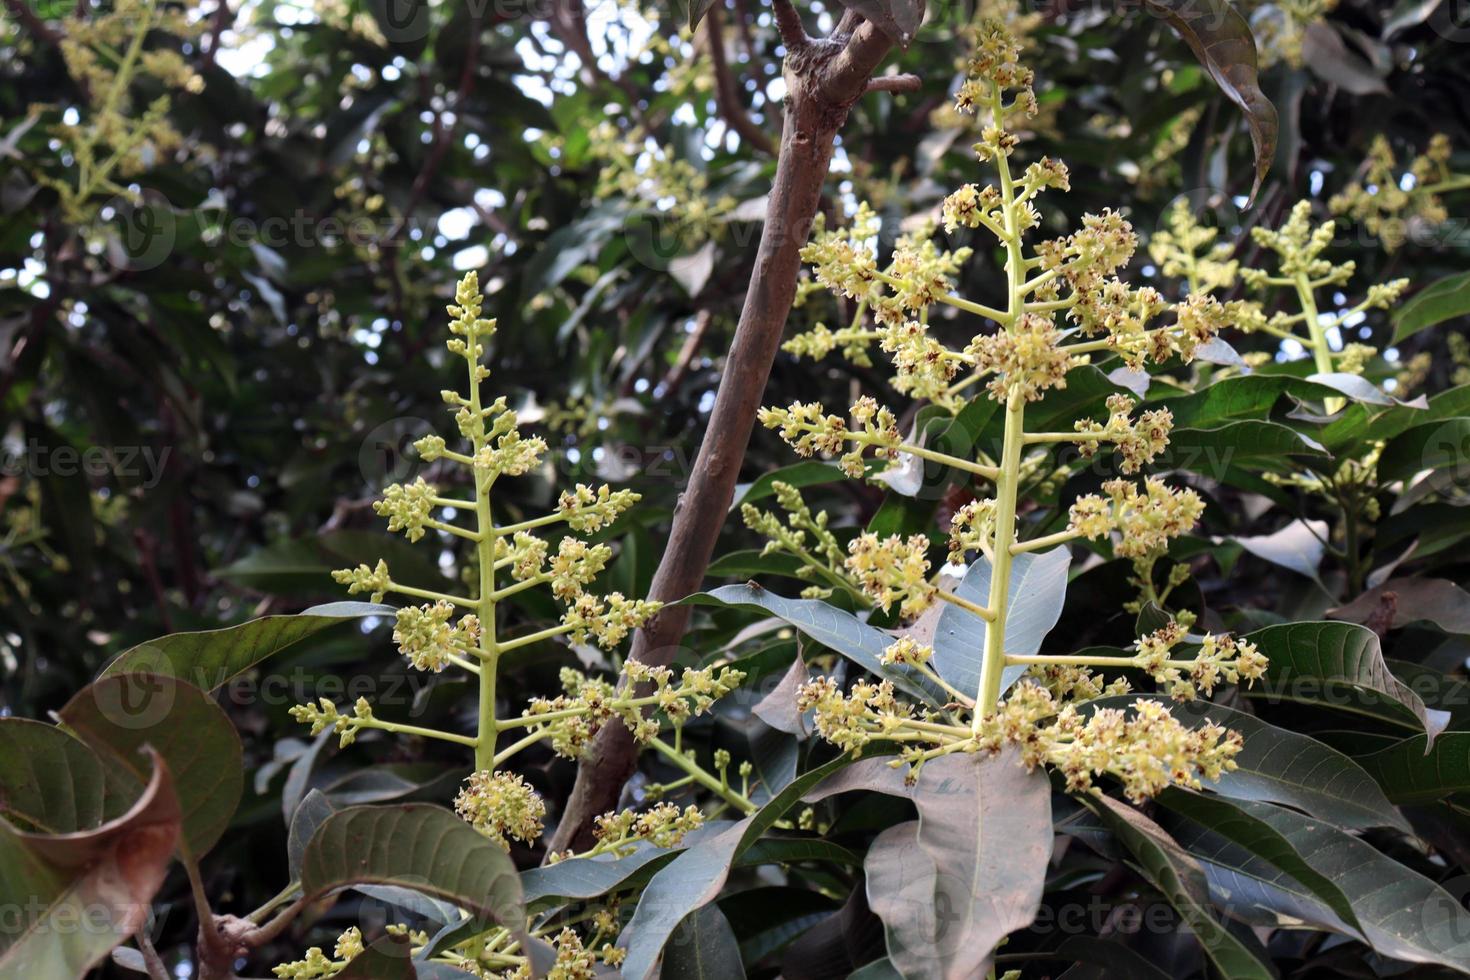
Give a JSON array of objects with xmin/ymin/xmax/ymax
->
[{"xmin": 546, "ymin": 1, "xmax": 920, "ymax": 854}]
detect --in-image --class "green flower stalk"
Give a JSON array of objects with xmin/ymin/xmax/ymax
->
[{"xmin": 762, "ymin": 22, "xmax": 1268, "ymax": 795}]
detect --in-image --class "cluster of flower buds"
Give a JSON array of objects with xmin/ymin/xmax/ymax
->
[
  {"xmin": 948, "ymin": 498, "xmax": 997, "ymax": 563},
  {"xmin": 967, "ymin": 313, "xmax": 1074, "ymax": 402},
  {"xmin": 289, "ymin": 696, "xmax": 377, "ymax": 749},
  {"xmin": 1237, "ymin": 201, "xmax": 1410, "ymax": 375},
  {"xmin": 1330, "ymin": 134, "xmax": 1460, "ymax": 251},
  {"xmin": 1134, "ymin": 621, "xmax": 1269, "ymax": 701},
  {"xmin": 845, "ymin": 532, "xmax": 936, "ymax": 617},
  {"xmin": 1073, "ymin": 394, "xmax": 1174, "ymax": 474},
  {"xmin": 590, "ymin": 802, "xmax": 705, "ymax": 856},
  {"xmin": 741, "ymin": 482, "xmax": 855, "ymax": 599},
  {"xmin": 392, "ymin": 602, "xmax": 480, "ymax": 672},
  {"xmin": 453, "ymin": 769, "xmax": 548, "ymax": 850},
  {"xmin": 955, "ymin": 19, "xmax": 1037, "ymax": 128},
  {"xmin": 272, "ymin": 926, "xmax": 371, "ymax": 979},
  {"xmin": 1147, "ymin": 198, "xmax": 1240, "ymax": 296},
  {"xmin": 994, "ymin": 690, "xmax": 1244, "ymax": 803},
  {"xmin": 514, "ymin": 663, "xmax": 747, "ymax": 759},
  {"xmin": 782, "ymin": 321, "xmax": 877, "ymax": 367},
  {"xmin": 758, "ymin": 397, "xmax": 902, "ymax": 479},
  {"xmin": 1068, "ymin": 477, "xmax": 1205, "ymax": 559},
  {"xmin": 797, "ymin": 677, "xmax": 911, "ymax": 756},
  {"xmin": 880, "ymin": 636, "xmax": 934, "ymax": 668}
]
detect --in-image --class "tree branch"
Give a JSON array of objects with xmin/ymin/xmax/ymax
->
[
  {"xmin": 3, "ymin": 0, "xmax": 61, "ymax": 45},
  {"xmin": 705, "ymin": 4, "xmax": 774, "ymax": 155},
  {"xmin": 546, "ymin": 0, "xmax": 923, "ymax": 855}
]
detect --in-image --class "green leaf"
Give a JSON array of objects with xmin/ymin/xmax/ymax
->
[
  {"xmin": 1231, "ymin": 518, "xmax": 1328, "ymax": 583},
  {"xmin": 1161, "ymin": 421, "xmax": 1327, "ymax": 475},
  {"xmin": 617, "ymin": 753, "xmax": 884, "ymax": 980},
  {"xmin": 336, "ymin": 936, "xmax": 419, "ymax": 979},
  {"xmin": 99, "ymin": 601, "xmax": 393, "ymax": 692},
  {"xmin": 0, "ymin": 749, "xmax": 180, "ymax": 977},
  {"xmin": 732, "ymin": 461, "xmax": 847, "ymax": 511},
  {"xmin": 1245, "ymin": 620, "xmax": 1448, "ymax": 744},
  {"xmin": 1358, "ymin": 733, "xmax": 1470, "ymax": 803},
  {"xmin": 1171, "ymin": 798, "xmax": 1470, "ymax": 972},
  {"xmin": 59, "ymin": 675, "xmax": 243, "ymax": 857},
  {"xmin": 932, "ymin": 548, "xmax": 1070, "ymax": 699},
  {"xmin": 1377, "ymin": 417, "xmax": 1470, "ymax": 483},
  {"xmin": 520, "ymin": 820, "xmax": 739, "ymax": 908},
  {"xmin": 660, "ymin": 904, "xmax": 745, "ymax": 979},
  {"xmin": 300, "ymin": 804, "xmax": 523, "ymax": 928},
  {"xmin": 1140, "ymin": 0, "xmax": 1277, "ymax": 204},
  {"xmin": 25, "ymin": 421, "xmax": 96, "ymax": 582},
  {"xmin": 1157, "ymin": 789, "xmax": 1364, "ymax": 938},
  {"xmin": 1083, "ymin": 696, "xmax": 1407, "ymax": 831},
  {"xmin": 0, "ymin": 719, "xmax": 133, "ymax": 833},
  {"xmin": 705, "ymin": 550, "xmax": 809, "ymax": 581},
  {"xmin": 1089, "ymin": 795, "xmax": 1274, "ymax": 979},
  {"xmin": 684, "ymin": 586, "xmax": 945, "ymax": 706},
  {"xmin": 1393, "ymin": 270, "xmax": 1470, "ymax": 343},
  {"xmin": 837, "ymin": 749, "xmax": 1052, "ymax": 979}
]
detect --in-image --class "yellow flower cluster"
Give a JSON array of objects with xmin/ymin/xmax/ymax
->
[
  {"xmin": 288, "ymin": 696, "xmax": 376, "ymax": 749},
  {"xmin": 272, "ymin": 926, "xmax": 367, "ymax": 978},
  {"xmin": 741, "ymin": 482, "xmax": 857, "ymax": 600},
  {"xmin": 374, "ymin": 478, "xmax": 440, "ymax": 542},
  {"xmin": 967, "ymin": 313, "xmax": 1074, "ymax": 402},
  {"xmin": 590, "ymin": 802, "xmax": 705, "ymax": 856},
  {"xmin": 797, "ymin": 677, "xmax": 910, "ymax": 756},
  {"xmin": 514, "ymin": 663, "xmax": 747, "ymax": 759},
  {"xmin": 1068, "ymin": 478, "xmax": 1205, "ymax": 559},
  {"xmin": 1329, "ymin": 134, "xmax": 1463, "ymax": 251},
  {"xmin": 1073, "ymin": 394, "xmax": 1174, "ymax": 474},
  {"xmin": 1148, "ymin": 198, "xmax": 1239, "ymax": 296},
  {"xmin": 454, "ymin": 770, "xmax": 547, "ymax": 850},
  {"xmin": 880, "ymin": 636, "xmax": 934, "ymax": 668},
  {"xmin": 43, "ymin": 0, "xmax": 205, "ymax": 218},
  {"xmin": 845, "ymin": 533, "xmax": 936, "ymax": 617},
  {"xmin": 393, "ymin": 602, "xmax": 480, "ymax": 672},
  {"xmin": 757, "ymin": 397, "xmax": 902, "ymax": 479},
  {"xmin": 948, "ymin": 498, "xmax": 997, "ymax": 562},
  {"xmin": 1134, "ymin": 622, "xmax": 1269, "ymax": 701}
]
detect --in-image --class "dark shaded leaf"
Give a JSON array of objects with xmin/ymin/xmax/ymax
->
[{"xmin": 1140, "ymin": 0, "xmax": 1278, "ymax": 204}]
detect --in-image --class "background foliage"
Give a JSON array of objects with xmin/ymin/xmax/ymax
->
[{"xmin": 4, "ymin": 0, "xmax": 1470, "ymax": 975}]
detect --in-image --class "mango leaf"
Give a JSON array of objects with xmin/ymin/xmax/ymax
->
[
  {"xmin": 100, "ymin": 601, "xmax": 393, "ymax": 691},
  {"xmin": 1377, "ymin": 418, "xmax": 1470, "ymax": 484},
  {"xmin": 1358, "ymin": 734, "xmax": 1470, "ymax": 803},
  {"xmin": 1140, "ymin": 0, "xmax": 1277, "ymax": 204},
  {"xmin": 1081, "ymin": 696, "xmax": 1406, "ymax": 831},
  {"xmin": 1331, "ymin": 577, "xmax": 1470, "ymax": 635},
  {"xmin": 337, "ymin": 936, "xmax": 419, "ymax": 979},
  {"xmin": 1157, "ymin": 789, "xmax": 1364, "ymax": 938},
  {"xmin": 932, "ymin": 548, "xmax": 1070, "ymax": 701},
  {"xmin": 0, "ymin": 719, "xmax": 133, "ymax": 833},
  {"xmin": 1228, "ymin": 518, "xmax": 1329, "ymax": 583},
  {"xmin": 1245, "ymin": 621, "xmax": 1448, "ymax": 744},
  {"xmin": 520, "ymin": 819, "xmax": 739, "ymax": 908},
  {"xmin": 660, "ymin": 904, "xmax": 744, "ymax": 979},
  {"xmin": 1089, "ymin": 795, "xmax": 1274, "ymax": 979},
  {"xmin": 683, "ymin": 0, "xmax": 718, "ymax": 29},
  {"xmin": 732, "ymin": 461, "xmax": 846, "ymax": 511},
  {"xmin": 300, "ymin": 804, "xmax": 523, "ymax": 929},
  {"xmin": 1393, "ymin": 270, "xmax": 1470, "ymax": 343},
  {"xmin": 0, "ymin": 749, "xmax": 180, "ymax": 977},
  {"xmin": 685, "ymin": 586, "xmax": 945, "ymax": 706},
  {"xmin": 1170, "ymin": 797, "xmax": 1470, "ymax": 972},
  {"xmin": 617, "ymin": 753, "xmax": 884, "ymax": 980},
  {"xmin": 59, "ymin": 675, "xmax": 243, "ymax": 857},
  {"xmin": 1161, "ymin": 421, "xmax": 1327, "ymax": 474},
  {"xmin": 830, "ymin": 749, "xmax": 1052, "ymax": 979}
]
